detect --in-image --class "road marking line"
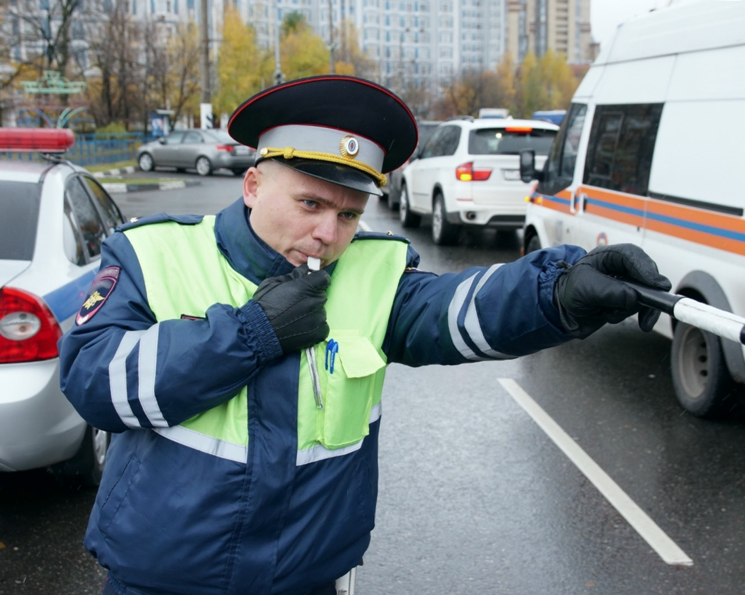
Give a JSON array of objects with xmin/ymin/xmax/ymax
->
[{"xmin": 498, "ymin": 378, "xmax": 693, "ymax": 567}]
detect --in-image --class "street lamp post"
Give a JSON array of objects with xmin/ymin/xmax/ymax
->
[
  {"xmin": 273, "ymin": 0, "xmax": 285, "ymax": 85},
  {"xmin": 199, "ymin": 0, "xmax": 213, "ymax": 128}
]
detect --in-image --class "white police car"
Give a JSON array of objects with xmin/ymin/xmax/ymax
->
[{"xmin": 0, "ymin": 128, "xmax": 126, "ymax": 486}]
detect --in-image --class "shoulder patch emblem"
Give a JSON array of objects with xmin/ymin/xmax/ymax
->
[{"xmin": 76, "ymin": 266, "xmax": 121, "ymax": 325}]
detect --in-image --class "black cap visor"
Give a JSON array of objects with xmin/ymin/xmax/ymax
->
[{"xmin": 269, "ymin": 157, "xmax": 383, "ymax": 197}]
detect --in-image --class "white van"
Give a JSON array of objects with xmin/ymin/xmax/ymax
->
[{"xmin": 519, "ymin": 0, "xmax": 745, "ymax": 419}]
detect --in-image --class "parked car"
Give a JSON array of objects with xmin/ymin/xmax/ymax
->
[
  {"xmin": 136, "ymin": 128, "xmax": 255, "ymax": 176},
  {"xmin": 0, "ymin": 128, "xmax": 125, "ymax": 486},
  {"xmin": 399, "ymin": 117, "xmax": 559, "ymax": 245},
  {"xmin": 381, "ymin": 120, "xmax": 440, "ymax": 210}
]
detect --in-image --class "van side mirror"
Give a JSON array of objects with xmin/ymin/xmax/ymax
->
[{"xmin": 519, "ymin": 149, "xmax": 540, "ymax": 183}]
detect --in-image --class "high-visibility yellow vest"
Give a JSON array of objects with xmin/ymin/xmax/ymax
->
[{"xmin": 123, "ymin": 216, "xmax": 409, "ymax": 461}]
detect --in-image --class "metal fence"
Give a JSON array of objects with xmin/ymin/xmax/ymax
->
[{"xmin": 69, "ymin": 132, "xmax": 148, "ymax": 166}]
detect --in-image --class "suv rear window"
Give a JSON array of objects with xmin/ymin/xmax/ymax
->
[
  {"xmin": 0, "ymin": 181, "xmax": 40, "ymax": 260},
  {"xmin": 469, "ymin": 128, "xmax": 557, "ymax": 156}
]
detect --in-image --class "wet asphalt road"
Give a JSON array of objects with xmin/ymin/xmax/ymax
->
[{"xmin": 3, "ymin": 170, "xmax": 745, "ymax": 594}]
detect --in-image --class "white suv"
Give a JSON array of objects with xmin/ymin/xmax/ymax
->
[{"xmin": 399, "ymin": 117, "xmax": 558, "ymax": 245}]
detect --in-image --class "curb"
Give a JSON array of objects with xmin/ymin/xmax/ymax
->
[
  {"xmin": 93, "ymin": 166, "xmax": 138, "ymax": 178},
  {"xmin": 102, "ymin": 179, "xmax": 202, "ymax": 194},
  {"xmin": 93, "ymin": 166, "xmax": 202, "ymax": 194}
]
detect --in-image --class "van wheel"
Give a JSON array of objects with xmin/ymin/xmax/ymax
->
[
  {"xmin": 526, "ymin": 234, "xmax": 542, "ymax": 253},
  {"xmin": 432, "ymin": 193, "xmax": 459, "ymax": 245},
  {"xmin": 399, "ymin": 184, "xmax": 421, "ymax": 228},
  {"xmin": 50, "ymin": 426, "xmax": 111, "ymax": 488},
  {"xmin": 671, "ymin": 321, "xmax": 741, "ymax": 418}
]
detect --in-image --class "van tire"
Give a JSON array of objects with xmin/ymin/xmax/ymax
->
[
  {"xmin": 432, "ymin": 193, "xmax": 459, "ymax": 245},
  {"xmin": 399, "ymin": 184, "xmax": 421, "ymax": 228},
  {"xmin": 671, "ymin": 322, "xmax": 740, "ymax": 418}
]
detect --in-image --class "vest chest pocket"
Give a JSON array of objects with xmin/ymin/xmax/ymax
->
[{"xmin": 315, "ymin": 335, "xmax": 386, "ymax": 449}]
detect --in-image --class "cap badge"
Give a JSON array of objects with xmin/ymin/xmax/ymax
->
[{"xmin": 339, "ymin": 136, "xmax": 359, "ymax": 159}]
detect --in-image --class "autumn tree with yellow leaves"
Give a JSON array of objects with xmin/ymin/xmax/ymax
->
[{"xmin": 214, "ymin": 3, "xmax": 269, "ymax": 120}]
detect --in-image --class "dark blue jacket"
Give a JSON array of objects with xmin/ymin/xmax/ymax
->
[{"xmin": 59, "ymin": 198, "xmax": 583, "ymax": 595}]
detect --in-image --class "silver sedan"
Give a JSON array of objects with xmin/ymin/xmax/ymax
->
[{"xmin": 136, "ymin": 129, "xmax": 256, "ymax": 176}]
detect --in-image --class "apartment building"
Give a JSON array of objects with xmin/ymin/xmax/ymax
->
[
  {"xmin": 505, "ymin": 0, "xmax": 593, "ymax": 64},
  {"xmin": 1, "ymin": 0, "xmax": 593, "ymax": 98}
]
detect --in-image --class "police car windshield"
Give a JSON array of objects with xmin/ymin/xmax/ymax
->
[
  {"xmin": 469, "ymin": 128, "xmax": 557, "ymax": 156},
  {"xmin": 0, "ymin": 181, "xmax": 40, "ymax": 260}
]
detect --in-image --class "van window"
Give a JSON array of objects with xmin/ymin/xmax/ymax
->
[
  {"xmin": 536, "ymin": 103, "xmax": 587, "ymax": 197},
  {"xmin": 584, "ymin": 103, "xmax": 663, "ymax": 196}
]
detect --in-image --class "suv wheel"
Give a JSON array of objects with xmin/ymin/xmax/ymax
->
[
  {"xmin": 138, "ymin": 153, "xmax": 154, "ymax": 172},
  {"xmin": 399, "ymin": 184, "xmax": 421, "ymax": 228},
  {"xmin": 671, "ymin": 321, "xmax": 740, "ymax": 418},
  {"xmin": 526, "ymin": 234, "xmax": 542, "ymax": 253},
  {"xmin": 195, "ymin": 156, "xmax": 213, "ymax": 176},
  {"xmin": 432, "ymin": 193, "xmax": 459, "ymax": 245}
]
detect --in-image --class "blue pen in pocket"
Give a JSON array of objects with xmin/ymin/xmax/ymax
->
[{"xmin": 325, "ymin": 339, "xmax": 339, "ymax": 374}]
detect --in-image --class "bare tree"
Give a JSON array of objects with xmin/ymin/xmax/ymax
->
[{"xmin": 85, "ymin": 0, "xmax": 144, "ymax": 128}]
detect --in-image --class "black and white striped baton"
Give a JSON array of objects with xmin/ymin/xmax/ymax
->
[{"xmin": 626, "ymin": 281, "xmax": 745, "ymax": 345}]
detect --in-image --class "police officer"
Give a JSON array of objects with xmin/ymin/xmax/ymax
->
[{"xmin": 59, "ymin": 75, "xmax": 670, "ymax": 595}]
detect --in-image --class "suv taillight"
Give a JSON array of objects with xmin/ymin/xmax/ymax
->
[
  {"xmin": 455, "ymin": 161, "xmax": 492, "ymax": 182},
  {"xmin": 0, "ymin": 287, "xmax": 62, "ymax": 364}
]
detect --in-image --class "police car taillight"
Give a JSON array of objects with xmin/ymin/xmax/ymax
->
[
  {"xmin": 0, "ymin": 287, "xmax": 62, "ymax": 363},
  {"xmin": 0, "ymin": 128, "xmax": 75, "ymax": 153},
  {"xmin": 455, "ymin": 161, "xmax": 492, "ymax": 182}
]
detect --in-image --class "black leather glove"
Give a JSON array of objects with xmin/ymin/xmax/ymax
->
[
  {"xmin": 253, "ymin": 264, "xmax": 331, "ymax": 353},
  {"xmin": 554, "ymin": 244, "xmax": 672, "ymax": 339}
]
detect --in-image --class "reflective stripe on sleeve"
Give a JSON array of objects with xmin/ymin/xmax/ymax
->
[
  {"xmin": 296, "ymin": 402, "xmax": 382, "ymax": 466},
  {"xmin": 448, "ymin": 273, "xmax": 482, "ymax": 360},
  {"xmin": 153, "ymin": 426, "xmax": 248, "ymax": 463},
  {"xmin": 137, "ymin": 324, "xmax": 168, "ymax": 427},
  {"xmin": 109, "ymin": 330, "xmax": 146, "ymax": 428},
  {"xmin": 448, "ymin": 269, "xmax": 510, "ymax": 361},
  {"xmin": 463, "ymin": 264, "xmax": 512, "ymax": 360}
]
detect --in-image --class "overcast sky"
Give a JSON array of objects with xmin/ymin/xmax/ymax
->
[{"xmin": 590, "ymin": 0, "xmax": 674, "ymax": 49}]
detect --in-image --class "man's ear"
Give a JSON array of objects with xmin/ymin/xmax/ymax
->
[{"xmin": 243, "ymin": 167, "xmax": 260, "ymax": 208}]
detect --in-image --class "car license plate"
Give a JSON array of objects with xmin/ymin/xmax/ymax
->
[
  {"xmin": 503, "ymin": 169, "xmax": 520, "ymax": 181},
  {"xmin": 234, "ymin": 146, "xmax": 250, "ymax": 155}
]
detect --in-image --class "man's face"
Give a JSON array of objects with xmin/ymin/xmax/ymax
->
[{"xmin": 243, "ymin": 160, "xmax": 369, "ymax": 268}]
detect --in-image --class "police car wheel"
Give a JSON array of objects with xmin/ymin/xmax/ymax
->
[
  {"xmin": 399, "ymin": 184, "xmax": 421, "ymax": 228},
  {"xmin": 138, "ymin": 153, "xmax": 154, "ymax": 172},
  {"xmin": 50, "ymin": 425, "xmax": 111, "ymax": 488},
  {"xmin": 196, "ymin": 156, "xmax": 213, "ymax": 176},
  {"xmin": 432, "ymin": 193, "xmax": 459, "ymax": 245},
  {"xmin": 671, "ymin": 321, "xmax": 740, "ymax": 419}
]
